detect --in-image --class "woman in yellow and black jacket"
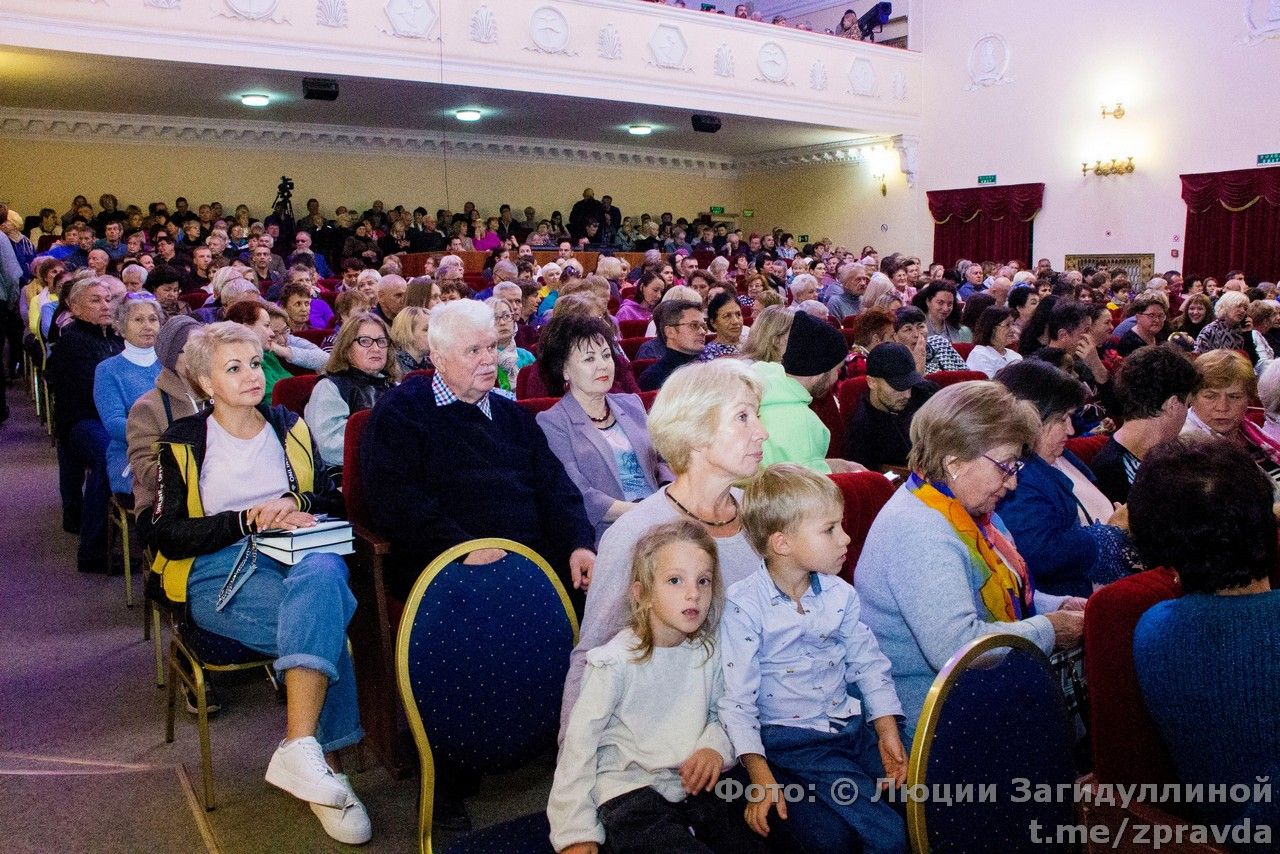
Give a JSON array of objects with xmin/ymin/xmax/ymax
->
[{"xmin": 149, "ymin": 320, "xmax": 371, "ymax": 845}]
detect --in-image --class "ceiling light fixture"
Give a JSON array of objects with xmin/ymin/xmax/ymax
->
[
  {"xmin": 455, "ymin": 109, "xmax": 482, "ymax": 122},
  {"xmin": 628, "ymin": 124, "xmax": 653, "ymax": 136},
  {"xmin": 240, "ymin": 93, "xmax": 270, "ymax": 108}
]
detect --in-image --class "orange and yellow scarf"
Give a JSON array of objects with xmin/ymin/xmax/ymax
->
[{"xmin": 908, "ymin": 474, "xmax": 1036, "ymax": 622}]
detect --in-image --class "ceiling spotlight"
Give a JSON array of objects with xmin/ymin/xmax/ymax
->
[
  {"xmin": 455, "ymin": 109, "xmax": 482, "ymax": 122},
  {"xmin": 240, "ymin": 93, "xmax": 270, "ymax": 108},
  {"xmin": 628, "ymin": 124, "xmax": 653, "ymax": 136}
]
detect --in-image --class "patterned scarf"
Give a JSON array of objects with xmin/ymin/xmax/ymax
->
[{"xmin": 907, "ymin": 474, "xmax": 1036, "ymax": 622}]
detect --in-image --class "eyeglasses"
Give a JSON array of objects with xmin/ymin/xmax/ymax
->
[
  {"xmin": 983, "ymin": 454, "xmax": 1024, "ymax": 479},
  {"xmin": 672, "ymin": 321, "xmax": 709, "ymax": 332},
  {"xmin": 354, "ymin": 336, "xmax": 390, "ymax": 349},
  {"xmin": 1139, "ymin": 311, "xmax": 1167, "ymax": 320}
]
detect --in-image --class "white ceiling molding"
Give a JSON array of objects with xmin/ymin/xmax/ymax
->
[
  {"xmin": 735, "ymin": 136, "xmax": 890, "ymax": 171},
  {"xmin": 0, "ymin": 107, "xmax": 899, "ymax": 176}
]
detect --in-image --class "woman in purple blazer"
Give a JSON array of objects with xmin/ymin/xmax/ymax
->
[{"xmin": 536, "ymin": 314, "xmax": 671, "ymax": 545}]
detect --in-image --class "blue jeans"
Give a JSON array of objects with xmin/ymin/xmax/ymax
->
[
  {"xmin": 187, "ymin": 542, "xmax": 363, "ymax": 752},
  {"xmin": 66, "ymin": 418, "xmax": 109, "ymax": 567},
  {"xmin": 760, "ymin": 719, "xmax": 906, "ymax": 854}
]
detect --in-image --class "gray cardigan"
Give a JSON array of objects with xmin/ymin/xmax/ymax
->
[
  {"xmin": 536, "ymin": 392, "xmax": 671, "ymax": 545},
  {"xmin": 854, "ymin": 485, "xmax": 1065, "ymax": 739}
]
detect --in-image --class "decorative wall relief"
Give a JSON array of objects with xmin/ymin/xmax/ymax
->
[
  {"xmin": 891, "ymin": 70, "xmax": 907, "ymax": 101},
  {"xmin": 847, "ymin": 57, "xmax": 876, "ymax": 96},
  {"xmin": 755, "ymin": 42, "xmax": 789, "ymax": 83},
  {"xmin": 648, "ymin": 24, "xmax": 689, "ymax": 70},
  {"xmin": 966, "ymin": 33, "xmax": 1012, "ymax": 89},
  {"xmin": 1243, "ymin": 0, "xmax": 1280, "ymax": 42},
  {"xmin": 809, "ymin": 60, "xmax": 827, "ymax": 92},
  {"xmin": 470, "ymin": 5, "xmax": 497, "ymax": 43},
  {"xmin": 713, "ymin": 44, "xmax": 734, "ymax": 78},
  {"xmin": 316, "ymin": 0, "xmax": 346, "ymax": 28},
  {"xmin": 529, "ymin": 6, "xmax": 572, "ymax": 54},
  {"xmin": 598, "ymin": 24, "xmax": 622, "ymax": 60},
  {"xmin": 384, "ymin": 0, "xmax": 439, "ymax": 39},
  {"xmin": 145, "ymin": 0, "xmax": 181, "ymax": 9},
  {"xmin": 222, "ymin": 0, "xmax": 279, "ymax": 20},
  {"xmin": 892, "ymin": 134, "xmax": 919, "ymax": 188}
]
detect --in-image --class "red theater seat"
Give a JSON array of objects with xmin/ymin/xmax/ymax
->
[
  {"xmin": 1065, "ymin": 434, "xmax": 1108, "ymax": 465},
  {"xmin": 292, "ymin": 328, "xmax": 330, "ymax": 347},
  {"xmin": 270, "ymin": 374, "xmax": 321, "ymax": 416},
  {"xmin": 828, "ymin": 471, "xmax": 897, "ymax": 583},
  {"xmin": 951, "ymin": 341, "xmax": 975, "ymax": 359},
  {"xmin": 809, "ymin": 388, "xmax": 844, "ymax": 459},
  {"xmin": 924, "ymin": 369, "xmax": 986, "ymax": 387},
  {"xmin": 618, "ymin": 319, "xmax": 649, "ymax": 338},
  {"xmin": 620, "ymin": 336, "xmax": 651, "ymax": 360},
  {"xmin": 517, "ymin": 396, "xmax": 560, "ymax": 416}
]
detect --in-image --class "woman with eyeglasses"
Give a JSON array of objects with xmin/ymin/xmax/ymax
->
[
  {"xmin": 995, "ymin": 360, "xmax": 1137, "ymax": 598},
  {"xmin": 1116, "ymin": 292, "xmax": 1169, "ymax": 357},
  {"xmin": 855, "ymin": 381, "xmax": 1087, "ymax": 737},
  {"xmin": 304, "ymin": 312, "xmax": 399, "ymax": 470},
  {"xmin": 92, "ymin": 292, "xmax": 165, "ymax": 502},
  {"xmin": 486, "ymin": 296, "xmax": 535, "ymax": 394}
]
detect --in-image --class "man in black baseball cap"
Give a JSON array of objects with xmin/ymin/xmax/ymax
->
[{"xmin": 844, "ymin": 342, "xmax": 938, "ymax": 471}]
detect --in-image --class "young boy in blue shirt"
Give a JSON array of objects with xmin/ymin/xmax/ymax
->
[{"xmin": 720, "ymin": 464, "xmax": 908, "ymax": 854}]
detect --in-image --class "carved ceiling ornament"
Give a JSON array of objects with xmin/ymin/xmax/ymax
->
[
  {"xmin": 470, "ymin": 5, "xmax": 497, "ymax": 43},
  {"xmin": 1243, "ymin": 0, "xmax": 1280, "ymax": 42},
  {"xmin": 384, "ymin": 0, "xmax": 438, "ymax": 39},
  {"xmin": 598, "ymin": 24, "xmax": 622, "ymax": 60},
  {"xmin": 224, "ymin": 0, "xmax": 278, "ymax": 20},
  {"xmin": 848, "ymin": 57, "xmax": 876, "ymax": 96},
  {"xmin": 530, "ymin": 5, "xmax": 570, "ymax": 53},
  {"xmin": 648, "ymin": 24, "xmax": 689, "ymax": 69},
  {"xmin": 316, "ymin": 0, "xmax": 346, "ymax": 28},
  {"xmin": 756, "ymin": 41, "xmax": 789, "ymax": 83},
  {"xmin": 809, "ymin": 60, "xmax": 827, "ymax": 92},
  {"xmin": 713, "ymin": 44, "xmax": 734, "ymax": 78}
]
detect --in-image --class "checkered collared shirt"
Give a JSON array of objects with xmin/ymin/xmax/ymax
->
[{"xmin": 431, "ymin": 372, "xmax": 513, "ymax": 419}]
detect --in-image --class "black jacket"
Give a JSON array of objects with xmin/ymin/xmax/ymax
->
[
  {"xmin": 149, "ymin": 405, "xmax": 344, "ymax": 561},
  {"xmin": 46, "ymin": 318, "xmax": 124, "ymax": 436}
]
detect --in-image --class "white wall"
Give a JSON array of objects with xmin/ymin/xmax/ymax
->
[{"xmin": 916, "ymin": 0, "xmax": 1280, "ymax": 272}]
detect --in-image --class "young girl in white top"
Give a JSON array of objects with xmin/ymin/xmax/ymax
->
[{"xmin": 548, "ymin": 520, "xmax": 766, "ymax": 854}]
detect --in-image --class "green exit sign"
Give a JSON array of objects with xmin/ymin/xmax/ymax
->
[
  {"xmin": 977, "ymin": 174, "xmax": 998, "ymax": 184},
  {"xmin": 799, "ymin": 234, "xmax": 810, "ymax": 243},
  {"xmin": 742, "ymin": 209, "xmax": 755, "ymax": 218},
  {"xmin": 709, "ymin": 205, "xmax": 725, "ymax": 215},
  {"xmin": 1259, "ymin": 153, "xmax": 1280, "ymax": 166}
]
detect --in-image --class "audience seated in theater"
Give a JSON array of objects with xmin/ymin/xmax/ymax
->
[
  {"xmin": 917, "ymin": 282, "xmax": 966, "ymax": 343},
  {"xmin": 390, "ymin": 305, "xmax": 432, "ymax": 374},
  {"xmin": 360, "ymin": 298, "xmax": 596, "ymax": 600},
  {"xmin": 225, "ymin": 300, "xmax": 324, "ymax": 398},
  {"xmin": 1182, "ymin": 349, "xmax": 1280, "ymax": 500},
  {"xmin": 193, "ymin": 271, "xmax": 257, "ymax": 324},
  {"xmin": 752, "ymin": 311, "xmax": 860, "ymax": 474},
  {"xmin": 1259, "ymin": 360, "xmax": 1280, "ymax": 443},
  {"xmin": 323, "ymin": 290, "xmax": 370, "ymax": 350},
  {"xmin": 46, "ymin": 277, "xmax": 124, "ymax": 571},
  {"xmin": 1006, "ymin": 285, "xmax": 1039, "ymax": 339},
  {"xmin": 965, "ymin": 306, "xmax": 1022, "ymax": 378},
  {"xmin": 824, "ymin": 262, "xmax": 869, "ymax": 322},
  {"xmin": 145, "ymin": 265, "xmax": 190, "ymax": 318},
  {"xmin": 1090, "ymin": 345, "xmax": 1198, "ymax": 504},
  {"xmin": 637, "ymin": 284, "xmax": 702, "ymax": 353},
  {"xmin": 126, "ymin": 316, "xmax": 205, "ymax": 527},
  {"xmin": 23, "ymin": 256, "xmax": 64, "ymax": 335},
  {"xmin": 700, "ymin": 291, "xmax": 747, "ymax": 361},
  {"xmin": 280, "ymin": 281, "xmax": 317, "ymax": 333},
  {"xmin": 856, "ymin": 381, "xmax": 1086, "ymax": 737},
  {"xmin": 371, "ymin": 274, "xmax": 407, "ymax": 325},
  {"xmin": 1195, "ymin": 291, "xmax": 1255, "ymax": 361},
  {"xmin": 994, "ymin": 360, "xmax": 1136, "ymax": 598},
  {"xmin": 844, "ymin": 342, "xmax": 938, "ymax": 472},
  {"xmin": 486, "ymin": 296, "xmax": 535, "ymax": 394},
  {"xmin": 148, "ymin": 321, "xmax": 369, "ymax": 845},
  {"xmin": 721, "ymin": 465, "xmax": 908, "ymax": 853},
  {"xmin": 615, "ymin": 272, "xmax": 663, "ymax": 324},
  {"xmin": 1169, "ymin": 292, "xmax": 1211, "ymax": 343},
  {"xmin": 1037, "ymin": 300, "xmax": 1113, "ymax": 406},
  {"xmin": 1115, "ymin": 291, "xmax": 1170, "ymax": 357},
  {"xmin": 1130, "ymin": 439, "xmax": 1279, "ymax": 836},
  {"xmin": 638, "ymin": 299, "xmax": 706, "ymax": 391},
  {"xmin": 561, "ymin": 359, "xmax": 766, "ymax": 739},
  {"xmin": 1249, "ymin": 299, "xmax": 1280, "ymax": 370},
  {"xmin": 92, "ymin": 293, "xmax": 165, "ymax": 504},
  {"xmin": 536, "ymin": 314, "xmax": 669, "ymax": 546},
  {"xmin": 305, "ymin": 312, "xmax": 399, "ymax": 471}
]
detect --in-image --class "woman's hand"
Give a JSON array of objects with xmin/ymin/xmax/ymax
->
[
  {"xmin": 462, "ymin": 548, "xmax": 507, "ymax": 565},
  {"xmin": 1046, "ymin": 609, "xmax": 1084, "ymax": 650},
  {"xmin": 678, "ymin": 748, "xmax": 724, "ymax": 794},
  {"xmin": 1107, "ymin": 503, "xmax": 1129, "ymax": 530},
  {"xmin": 559, "ymin": 844, "xmax": 598, "ymax": 854},
  {"xmin": 247, "ymin": 497, "xmax": 305, "ymax": 531},
  {"xmin": 1059, "ymin": 596, "xmax": 1088, "ymax": 612},
  {"xmin": 570, "ymin": 548, "xmax": 596, "ymax": 590}
]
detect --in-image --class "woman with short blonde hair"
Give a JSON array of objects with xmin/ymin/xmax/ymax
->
[
  {"xmin": 560, "ymin": 360, "xmax": 768, "ymax": 738},
  {"xmin": 739, "ymin": 304, "xmax": 794, "ymax": 364},
  {"xmin": 858, "ymin": 381, "xmax": 1086, "ymax": 736},
  {"xmin": 390, "ymin": 305, "xmax": 432, "ymax": 374}
]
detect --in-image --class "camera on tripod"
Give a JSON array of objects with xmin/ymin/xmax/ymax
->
[{"xmin": 273, "ymin": 176, "xmax": 295, "ymax": 217}]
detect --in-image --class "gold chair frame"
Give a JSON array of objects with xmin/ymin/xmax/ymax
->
[
  {"xmin": 164, "ymin": 621, "xmax": 276, "ymax": 811},
  {"xmin": 905, "ymin": 633, "xmax": 1050, "ymax": 854},
  {"xmin": 106, "ymin": 495, "xmax": 134, "ymax": 607},
  {"xmin": 395, "ymin": 538, "xmax": 579, "ymax": 854}
]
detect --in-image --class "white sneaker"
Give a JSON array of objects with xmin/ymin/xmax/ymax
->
[
  {"xmin": 310, "ymin": 774, "xmax": 372, "ymax": 845},
  {"xmin": 265, "ymin": 737, "xmax": 350, "ymax": 808}
]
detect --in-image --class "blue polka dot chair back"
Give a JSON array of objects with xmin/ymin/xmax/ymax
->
[
  {"xmin": 906, "ymin": 634, "xmax": 1076, "ymax": 854},
  {"xmin": 396, "ymin": 539, "xmax": 578, "ymax": 854}
]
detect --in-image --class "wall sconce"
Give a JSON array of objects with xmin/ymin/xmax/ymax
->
[
  {"xmin": 1082, "ymin": 157, "xmax": 1136, "ymax": 177},
  {"xmin": 1100, "ymin": 102, "xmax": 1125, "ymax": 119},
  {"xmin": 872, "ymin": 172, "xmax": 887, "ymax": 196}
]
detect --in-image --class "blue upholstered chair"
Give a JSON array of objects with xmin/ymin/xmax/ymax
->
[
  {"xmin": 396, "ymin": 538, "xmax": 578, "ymax": 854},
  {"xmin": 907, "ymin": 634, "xmax": 1076, "ymax": 853}
]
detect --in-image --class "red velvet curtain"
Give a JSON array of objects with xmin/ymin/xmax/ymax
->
[
  {"xmin": 1181, "ymin": 167, "xmax": 1280, "ymax": 281},
  {"xmin": 926, "ymin": 183, "xmax": 1044, "ymax": 268}
]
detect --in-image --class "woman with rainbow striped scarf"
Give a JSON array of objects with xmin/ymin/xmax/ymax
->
[{"xmin": 852, "ymin": 381, "xmax": 1088, "ymax": 738}]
